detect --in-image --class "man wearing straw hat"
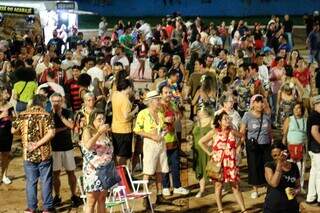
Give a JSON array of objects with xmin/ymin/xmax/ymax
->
[{"xmin": 134, "ymin": 90, "xmax": 171, "ymax": 207}]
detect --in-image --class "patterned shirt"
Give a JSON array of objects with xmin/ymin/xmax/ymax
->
[
  {"xmin": 13, "ymin": 106, "xmax": 55, "ymax": 163},
  {"xmin": 134, "ymin": 108, "xmax": 165, "ymax": 135}
]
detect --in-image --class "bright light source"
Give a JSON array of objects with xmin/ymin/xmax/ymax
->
[{"xmin": 60, "ymin": 12, "xmax": 68, "ymax": 20}]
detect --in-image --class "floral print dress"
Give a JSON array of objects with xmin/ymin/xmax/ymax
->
[
  {"xmin": 211, "ymin": 129, "xmax": 240, "ymax": 183},
  {"xmin": 82, "ymin": 137, "xmax": 114, "ymax": 192}
]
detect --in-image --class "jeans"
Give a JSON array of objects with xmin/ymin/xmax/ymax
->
[
  {"xmin": 307, "ymin": 151, "xmax": 320, "ymax": 202},
  {"xmin": 162, "ymin": 148, "xmax": 181, "ymax": 188},
  {"xmin": 24, "ymin": 158, "xmax": 53, "ymax": 211},
  {"xmin": 270, "ymin": 93, "xmax": 278, "ymax": 124},
  {"xmin": 309, "ymin": 50, "xmax": 320, "ymax": 64},
  {"xmin": 285, "ymin": 32, "xmax": 293, "ymax": 49}
]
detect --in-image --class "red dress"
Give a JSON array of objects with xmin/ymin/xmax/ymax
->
[{"xmin": 211, "ymin": 129, "xmax": 240, "ymax": 183}]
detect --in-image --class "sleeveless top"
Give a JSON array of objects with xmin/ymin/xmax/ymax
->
[{"xmin": 287, "ymin": 116, "xmax": 307, "ymax": 145}]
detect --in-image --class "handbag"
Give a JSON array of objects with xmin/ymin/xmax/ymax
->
[
  {"xmin": 246, "ymin": 114, "xmax": 263, "ymax": 151},
  {"xmin": 96, "ymin": 161, "xmax": 121, "ymax": 190},
  {"xmin": 206, "ymin": 156, "xmax": 224, "ymax": 181},
  {"xmin": 205, "ymin": 132, "xmax": 228, "ymax": 182},
  {"xmin": 84, "ymin": 137, "xmax": 120, "ymax": 190},
  {"xmin": 288, "ymin": 144, "xmax": 304, "ymax": 161}
]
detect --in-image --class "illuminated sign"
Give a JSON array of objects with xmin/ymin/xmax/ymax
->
[
  {"xmin": 56, "ymin": 2, "xmax": 75, "ymax": 10},
  {"xmin": 0, "ymin": 5, "xmax": 34, "ymax": 15}
]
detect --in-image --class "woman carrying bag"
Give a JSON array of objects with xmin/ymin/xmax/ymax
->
[
  {"xmin": 199, "ymin": 111, "xmax": 247, "ymax": 213},
  {"xmin": 81, "ymin": 109, "xmax": 118, "ymax": 213},
  {"xmin": 240, "ymin": 94, "xmax": 272, "ymax": 199}
]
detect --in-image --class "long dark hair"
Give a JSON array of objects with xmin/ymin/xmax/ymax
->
[{"xmin": 213, "ymin": 111, "xmax": 228, "ymax": 129}]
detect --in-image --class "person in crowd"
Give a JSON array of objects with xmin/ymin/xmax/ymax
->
[
  {"xmin": 240, "ymin": 94, "xmax": 272, "ymax": 199},
  {"xmin": 276, "ymin": 82, "xmax": 297, "ymax": 128},
  {"xmin": 306, "ymin": 23, "xmax": 320, "ymax": 65},
  {"xmin": 216, "ymin": 92, "xmax": 241, "ymax": 130},
  {"xmin": 49, "ymin": 93, "xmax": 82, "ymax": 207},
  {"xmin": 150, "ymin": 67, "xmax": 167, "ymax": 90},
  {"xmin": 263, "ymin": 142, "xmax": 300, "ymax": 213},
  {"xmin": 111, "ymin": 79, "xmax": 138, "ymax": 165},
  {"xmin": 199, "ymin": 111, "xmax": 247, "ymax": 213},
  {"xmin": 66, "ymin": 65, "xmax": 82, "ymax": 112},
  {"xmin": 12, "ymin": 67, "xmax": 38, "ymax": 113},
  {"xmin": 269, "ymin": 56, "xmax": 285, "ymax": 125},
  {"xmin": 134, "ymin": 90, "xmax": 171, "ymax": 208},
  {"xmin": 11, "ymin": 95, "xmax": 55, "ymax": 213},
  {"xmin": 37, "ymin": 71, "xmax": 65, "ymax": 101},
  {"xmin": 39, "ymin": 58, "xmax": 67, "ymax": 86},
  {"xmin": 160, "ymin": 85, "xmax": 189, "ymax": 196},
  {"xmin": 47, "ymin": 30, "xmax": 65, "ymax": 57},
  {"xmin": 192, "ymin": 106, "xmax": 213, "ymax": 197},
  {"xmin": 77, "ymin": 73, "xmax": 92, "ymax": 101},
  {"xmin": 81, "ymin": 109, "xmax": 112, "ymax": 213},
  {"xmin": 282, "ymin": 101, "xmax": 307, "ymax": 193},
  {"xmin": 306, "ymin": 95, "xmax": 320, "ymax": 204},
  {"xmin": 35, "ymin": 53, "xmax": 52, "ymax": 78},
  {"xmin": 0, "ymin": 87, "xmax": 14, "ymax": 184}
]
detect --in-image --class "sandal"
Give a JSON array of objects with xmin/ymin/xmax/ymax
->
[
  {"xmin": 240, "ymin": 209, "xmax": 248, "ymax": 213},
  {"xmin": 217, "ymin": 209, "xmax": 224, "ymax": 213}
]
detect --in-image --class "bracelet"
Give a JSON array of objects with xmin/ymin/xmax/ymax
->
[{"xmin": 275, "ymin": 169, "xmax": 282, "ymax": 173}]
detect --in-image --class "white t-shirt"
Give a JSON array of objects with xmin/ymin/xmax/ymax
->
[
  {"xmin": 139, "ymin": 23, "xmax": 153, "ymax": 39},
  {"xmin": 35, "ymin": 62, "xmax": 52, "ymax": 75},
  {"xmin": 110, "ymin": 55, "xmax": 130, "ymax": 68},
  {"xmin": 37, "ymin": 82, "xmax": 65, "ymax": 97},
  {"xmin": 258, "ymin": 64, "xmax": 270, "ymax": 86},
  {"xmin": 87, "ymin": 66, "xmax": 105, "ymax": 82}
]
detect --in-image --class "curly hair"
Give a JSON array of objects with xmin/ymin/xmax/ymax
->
[
  {"xmin": 15, "ymin": 67, "xmax": 36, "ymax": 82},
  {"xmin": 77, "ymin": 73, "xmax": 92, "ymax": 87}
]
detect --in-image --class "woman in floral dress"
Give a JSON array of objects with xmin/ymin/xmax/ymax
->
[
  {"xmin": 199, "ymin": 111, "xmax": 247, "ymax": 213},
  {"xmin": 81, "ymin": 109, "xmax": 113, "ymax": 213}
]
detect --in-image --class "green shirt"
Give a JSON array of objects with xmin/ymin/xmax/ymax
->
[
  {"xmin": 119, "ymin": 34, "xmax": 134, "ymax": 57},
  {"xmin": 13, "ymin": 81, "xmax": 38, "ymax": 103}
]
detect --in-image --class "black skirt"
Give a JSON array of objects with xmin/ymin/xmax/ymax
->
[
  {"xmin": 0, "ymin": 127, "xmax": 13, "ymax": 152},
  {"xmin": 246, "ymin": 143, "xmax": 272, "ymax": 186}
]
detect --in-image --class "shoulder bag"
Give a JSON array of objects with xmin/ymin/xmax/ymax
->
[{"xmin": 246, "ymin": 114, "xmax": 263, "ymax": 151}]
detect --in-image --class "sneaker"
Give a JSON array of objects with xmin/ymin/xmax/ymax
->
[
  {"xmin": 2, "ymin": 176, "xmax": 12, "ymax": 185},
  {"xmin": 71, "ymin": 195, "xmax": 83, "ymax": 207},
  {"xmin": 53, "ymin": 195, "xmax": 62, "ymax": 207},
  {"xmin": 173, "ymin": 187, "xmax": 190, "ymax": 195},
  {"xmin": 195, "ymin": 191, "xmax": 203, "ymax": 198},
  {"xmin": 155, "ymin": 195, "xmax": 172, "ymax": 205},
  {"xmin": 306, "ymin": 199, "xmax": 317, "ymax": 204},
  {"xmin": 250, "ymin": 191, "xmax": 258, "ymax": 199},
  {"xmin": 162, "ymin": 188, "xmax": 171, "ymax": 196}
]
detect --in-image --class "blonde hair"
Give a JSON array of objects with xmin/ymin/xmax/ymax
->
[{"xmin": 172, "ymin": 55, "xmax": 181, "ymax": 63}]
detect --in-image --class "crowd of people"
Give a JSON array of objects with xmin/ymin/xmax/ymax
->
[{"xmin": 0, "ymin": 11, "xmax": 320, "ymax": 213}]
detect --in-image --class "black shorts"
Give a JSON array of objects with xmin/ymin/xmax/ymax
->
[{"xmin": 112, "ymin": 132, "xmax": 133, "ymax": 158}]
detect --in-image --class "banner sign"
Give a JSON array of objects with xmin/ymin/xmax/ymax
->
[
  {"xmin": 0, "ymin": 5, "xmax": 34, "ymax": 15},
  {"xmin": 56, "ymin": 2, "xmax": 75, "ymax": 10}
]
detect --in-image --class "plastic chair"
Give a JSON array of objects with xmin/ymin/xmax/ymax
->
[
  {"xmin": 77, "ymin": 176, "xmax": 131, "ymax": 212},
  {"xmin": 116, "ymin": 165, "xmax": 154, "ymax": 213}
]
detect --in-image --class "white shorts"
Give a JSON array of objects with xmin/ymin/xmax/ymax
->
[
  {"xmin": 143, "ymin": 138, "xmax": 169, "ymax": 176},
  {"xmin": 52, "ymin": 150, "xmax": 76, "ymax": 172}
]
